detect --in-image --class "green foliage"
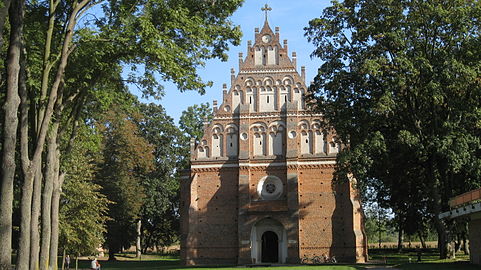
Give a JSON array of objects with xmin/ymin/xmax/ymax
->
[
  {"xmin": 97, "ymin": 0, "xmax": 244, "ymax": 96},
  {"xmin": 53, "ymin": 0, "xmax": 242, "ymax": 253},
  {"xmin": 97, "ymin": 108, "xmax": 154, "ymax": 256},
  {"xmin": 178, "ymin": 103, "xmax": 213, "ymax": 167},
  {"xmin": 137, "ymin": 103, "xmax": 182, "ymax": 251},
  {"xmin": 306, "ymin": 0, "xmax": 481, "ymax": 247},
  {"xmin": 179, "ymin": 103, "xmax": 213, "ymax": 141},
  {"xmin": 364, "ymin": 201, "xmax": 397, "ymax": 245},
  {"xmin": 59, "ymin": 124, "xmax": 109, "ymax": 257}
]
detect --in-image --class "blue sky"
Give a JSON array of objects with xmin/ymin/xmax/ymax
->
[{"xmin": 139, "ymin": 0, "xmax": 331, "ymax": 124}]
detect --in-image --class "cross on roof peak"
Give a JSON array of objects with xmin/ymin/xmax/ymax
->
[{"xmin": 261, "ymin": 4, "xmax": 272, "ymax": 22}]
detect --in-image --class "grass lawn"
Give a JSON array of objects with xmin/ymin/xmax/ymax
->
[
  {"xmin": 64, "ymin": 250, "xmax": 477, "ymax": 270},
  {"xmin": 369, "ymin": 249, "xmax": 477, "ymax": 270}
]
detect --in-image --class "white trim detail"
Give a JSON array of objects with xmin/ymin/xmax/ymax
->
[
  {"xmin": 439, "ymin": 202, "xmax": 481, "ymax": 220},
  {"xmin": 190, "ymin": 160, "xmax": 336, "ymax": 169},
  {"xmin": 239, "ymin": 68, "xmax": 296, "ymax": 74},
  {"xmin": 212, "ymin": 112, "xmax": 322, "ymax": 121}
]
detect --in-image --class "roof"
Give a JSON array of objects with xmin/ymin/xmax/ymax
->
[
  {"xmin": 439, "ymin": 187, "xmax": 481, "ymax": 220},
  {"xmin": 449, "ymin": 187, "xmax": 481, "ymax": 208}
]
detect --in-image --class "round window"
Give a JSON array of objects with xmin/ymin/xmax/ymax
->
[
  {"xmin": 257, "ymin": 176, "xmax": 283, "ymax": 200},
  {"xmin": 265, "ymin": 183, "xmax": 276, "ymax": 194}
]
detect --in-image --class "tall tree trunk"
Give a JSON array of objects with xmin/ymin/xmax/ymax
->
[
  {"xmin": 40, "ymin": 125, "xmax": 59, "ymax": 270},
  {"xmin": 30, "ymin": 166, "xmax": 42, "ymax": 270},
  {"xmin": 61, "ymin": 249, "xmax": 65, "ymax": 270},
  {"xmin": 16, "ymin": 170, "xmax": 36, "ymax": 270},
  {"xmin": 418, "ymin": 230, "xmax": 427, "ymax": 249},
  {"xmin": 16, "ymin": 174, "xmax": 35, "ymax": 270},
  {"xmin": 463, "ymin": 223, "xmax": 469, "ymax": 255},
  {"xmin": 37, "ymin": 0, "xmax": 60, "ymax": 134},
  {"xmin": 48, "ymin": 110, "xmax": 82, "ymax": 270},
  {"xmin": 136, "ymin": 220, "xmax": 141, "ymax": 258},
  {"xmin": 49, "ymin": 165, "xmax": 64, "ymax": 270},
  {"xmin": 427, "ymin": 156, "xmax": 450, "ymax": 259},
  {"xmin": 397, "ymin": 228, "xmax": 404, "ymax": 252},
  {"xmin": 107, "ymin": 234, "xmax": 119, "ymax": 261},
  {"xmin": 0, "ymin": 0, "xmax": 25, "ymax": 268},
  {"xmin": 463, "ymin": 238, "xmax": 469, "ymax": 255},
  {"xmin": 455, "ymin": 233, "xmax": 462, "ymax": 253},
  {"xmin": 15, "ymin": 42, "xmax": 42, "ymax": 270},
  {"xmin": 17, "ymin": 2, "xmax": 92, "ymax": 269},
  {"xmin": 377, "ymin": 209, "xmax": 382, "ymax": 249},
  {"xmin": 0, "ymin": 0, "xmax": 22, "ymax": 268},
  {"xmin": 434, "ymin": 216, "xmax": 450, "ymax": 258}
]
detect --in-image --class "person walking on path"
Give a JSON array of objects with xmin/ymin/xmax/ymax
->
[{"xmin": 65, "ymin": 255, "xmax": 70, "ymax": 270}]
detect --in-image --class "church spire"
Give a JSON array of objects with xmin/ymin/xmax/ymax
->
[
  {"xmin": 261, "ymin": 3, "xmax": 272, "ymax": 24},
  {"xmin": 259, "ymin": 3, "xmax": 273, "ymax": 34}
]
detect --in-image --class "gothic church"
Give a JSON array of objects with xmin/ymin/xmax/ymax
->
[{"xmin": 180, "ymin": 8, "xmax": 367, "ymax": 265}]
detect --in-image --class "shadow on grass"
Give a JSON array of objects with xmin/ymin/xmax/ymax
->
[
  {"xmin": 368, "ymin": 248, "xmax": 476, "ymax": 270},
  {"xmin": 54, "ymin": 249, "xmax": 477, "ymax": 270},
  {"xmin": 398, "ymin": 261, "xmax": 479, "ymax": 270},
  {"xmin": 72, "ymin": 259, "xmax": 366, "ymax": 270},
  {"xmin": 65, "ymin": 259, "xmax": 479, "ymax": 270},
  {"xmin": 368, "ymin": 248, "xmax": 471, "ymax": 265}
]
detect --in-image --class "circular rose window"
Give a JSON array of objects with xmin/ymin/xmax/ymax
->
[
  {"xmin": 257, "ymin": 176, "xmax": 283, "ymax": 200},
  {"xmin": 265, "ymin": 183, "xmax": 276, "ymax": 193}
]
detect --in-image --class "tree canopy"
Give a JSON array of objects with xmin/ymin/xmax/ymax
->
[
  {"xmin": 306, "ymin": 0, "xmax": 481, "ymax": 258},
  {"xmin": 0, "ymin": 0, "xmax": 244, "ymax": 268}
]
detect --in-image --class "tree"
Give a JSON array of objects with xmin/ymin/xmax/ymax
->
[
  {"xmin": 306, "ymin": 0, "xmax": 481, "ymax": 258},
  {"xmin": 179, "ymin": 103, "xmax": 213, "ymax": 141},
  {"xmin": 0, "ymin": 1, "xmax": 24, "ymax": 268},
  {"xmin": 0, "ymin": 0, "xmax": 244, "ymax": 268},
  {"xmin": 59, "ymin": 124, "xmax": 109, "ymax": 259},
  {"xmin": 178, "ymin": 103, "xmax": 213, "ymax": 166},
  {"xmin": 96, "ymin": 108, "xmax": 154, "ymax": 260},
  {"xmin": 136, "ymin": 103, "xmax": 182, "ymax": 254},
  {"xmin": 364, "ymin": 204, "xmax": 396, "ymax": 247}
]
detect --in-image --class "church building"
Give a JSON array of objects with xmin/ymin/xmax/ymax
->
[{"xmin": 180, "ymin": 7, "xmax": 367, "ymax": 265}]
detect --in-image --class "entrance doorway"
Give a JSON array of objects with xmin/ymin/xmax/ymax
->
[
  {"xmin": 250, "ymin": 218, "xmax": 287, "ymax": 263},
  {"xmin": 261, "ymin": 231, "xmax": 278, "ymax": 263}
]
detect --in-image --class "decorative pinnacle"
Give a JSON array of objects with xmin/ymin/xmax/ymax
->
[{"xmin": 261, "ymin": 3, "xmax": 272, "ymax": 22}]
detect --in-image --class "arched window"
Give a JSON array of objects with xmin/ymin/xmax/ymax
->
[
  {"xmin": 253, "ymin": 133, "xmax": 266, "ymax": 156},
  {"xmin": 212, "ymin": 134, "xmax": 223, "ymax": 157},
  {"xmin": 301, "ymin": 131, "xmax": 312, "ymax": 154},
  {"xmin": 197, "ymin": 147, "xmax": 206, "ymax": 158},
  {"xmin": 314, "ymin": 130, "xmax": 325, "ymax": 154},
  {"xmin": 226, "ymin": 126, "xmax": 238, "ymax": 157}
]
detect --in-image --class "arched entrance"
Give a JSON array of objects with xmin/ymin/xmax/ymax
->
[
  {"xmin": 250, "ymin": 218, "xmax": 287, "ymax": 264},
  {"xmin": 261, "ymin": 231, "xmax": 278, "ymax": 262}
]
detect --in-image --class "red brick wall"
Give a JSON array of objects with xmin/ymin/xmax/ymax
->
[
  {"xmin": 298, "ymin": 167, "xmax": 363, "ymax": 262},
  {"xmin": 182, "ymin": 169, "xmax": 239, "ymax": 265},
  {"xmin": 181, "ymin": 163, "xmax": 367, "ymax": 265}
]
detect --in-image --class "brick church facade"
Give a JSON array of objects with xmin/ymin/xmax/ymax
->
[{"xmin": 180, "ymin": 12, "xmax": 367, "ymax": 265}]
